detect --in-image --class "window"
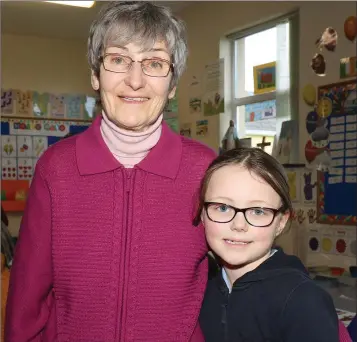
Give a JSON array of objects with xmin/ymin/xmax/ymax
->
[{"xmin": 228, "ymin": 13, "xmax": 298, "ymax": 154}]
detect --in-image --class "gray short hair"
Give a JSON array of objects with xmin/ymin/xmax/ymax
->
[{"xmin": 88, "ymin": 1, "xmax": 188, "ymax": 89}]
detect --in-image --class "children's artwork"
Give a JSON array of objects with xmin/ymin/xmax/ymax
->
[
  {"xmin": 32, "ymin": 92, "xmax": 49, "ymax": 117},
  {"xmin": 1, "ymin": 158, "xmax": 17, "ymax": 180},
  {"xmin": 9, "ymin": 119, "xmax": 70, "ymax": 137},
  {"xmin": 1, "ymin": 89, "xmax": 14, "ymax": 115},
  {"xmin": 301, "ymin": 169, "xmax": 317, "ymax": 205},
  {"xmin": 203, "ymin": 59, "xmax": 224, "ymax": 116},
  {"xmin": 315, "ymin": 27, "xmax": 337, "ymax": 52},
  {"xmin": 344, "ymin": 15, "xmax": 357, "ymax": 42},
  {"xmin": 17, "ymin": 136, "xmax": 33, "ymax": 158},
  {"xmin": 196, "ymin": 120, "xmax": 208, "ymax": 136},
  {"xmin": 306, "ymin": 208, "xmax": 317, "ymax": 225},
  {"xmin": 253, "ymin": 62, "xmax": 276, "ymax": 94},
  {"xmin": 316, "ymin": 80, "xmax": 357, "ymax": 226},
  {"xmin": 17, "ymin": 158, "xmax": 33, "ymax": 180},
  {"xmin": 33, "ymin": 136, "xmax": 48, "ymax": 158},
  {"xmin": 50, "ymin": 94, "xmax": 66, "ymax": 118},
  {"xmin": 275, "ymin": 120, "xmax": 299, "ymax": 164},
  {"xmin": 1, "ymin": 136, "xmax": 16, "ymax": 158},
  {"xmin": 179, "ymin": 123, "xmax": 191, "ymax": 137},
  {"xmin": 286, "ymin": 169, "xmax": 301, "ymax": 203},
  {"xmin": 340, "ymin": 56, "xmax": 357, "ymax": 79},
  {"xmin": 245, "ymin": 100, "xmax": 276, "ymax": 122},
  {"xmin": 15, "ymin": 90, "xmax": 32, "ymax": 116},
  {"xmin": 66, "ymin": 95, "xmax": 83, "ymax": 119},
  {"xmin": 189, "ymin": 97, "xmax": 202, "ymax": 114}
]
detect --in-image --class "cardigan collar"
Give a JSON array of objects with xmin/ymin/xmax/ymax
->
[{"xmin": 76, "ymin": 115, "xmax": 182, "ymax": 179}]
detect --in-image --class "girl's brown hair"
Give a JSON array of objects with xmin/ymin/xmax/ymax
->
[{"xmin": 193, "ymin": 147, "xmax": 293, "ymax": 226}]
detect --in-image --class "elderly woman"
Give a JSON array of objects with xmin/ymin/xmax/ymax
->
[{"xmin": 5, "ymin": 2, "xmax": 215, "ymax": 341}]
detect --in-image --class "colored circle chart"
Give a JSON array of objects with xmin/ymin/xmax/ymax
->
[
  {"xmin": 336, "ymin": 239, "xmax": 347, "ymax": 254},
  {"xmin": 322, "ymin": 238, "xmax": 332, "ymax": 252},
  {"xmin": 309, "ymin": 237, "xmax": 319, "ymax": 251}
]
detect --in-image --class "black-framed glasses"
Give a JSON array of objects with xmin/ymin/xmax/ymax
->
[
  {"xmin": 203, "ymin": 202, "xmax": 283, "ymax": 227},
  {"xmin": 100, "ymin": 53, "xmax": 174, "ymax": 77}
]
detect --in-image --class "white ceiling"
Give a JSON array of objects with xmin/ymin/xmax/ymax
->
[{"xmin": 1, "ymin": 1, "xmax": 193, "ymax": 41}]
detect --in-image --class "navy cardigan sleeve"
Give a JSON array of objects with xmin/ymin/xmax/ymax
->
[{"xmin": 281, "ymin": 280, "xmax": 339, "ymax": 342}]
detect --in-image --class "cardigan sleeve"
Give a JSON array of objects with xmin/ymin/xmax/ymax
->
[
  {"xmin": 281, "ymin": 280, "xmax": 339, "ymax": 342},
  {"xmin": 5, "ymin": 164, "xmax": 53, "ymax": 342}
]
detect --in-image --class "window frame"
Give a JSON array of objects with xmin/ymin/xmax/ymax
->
[{"xmin": 228, "ymin": 11, "xmax": 299, "ymax": 141}]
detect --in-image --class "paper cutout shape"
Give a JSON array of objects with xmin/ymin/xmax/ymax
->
[
  {"xmin": 315, "ymin": 27, "xmax": 338, "ymax": 51},
  {"xmin": 311, "ymin": 53, "xmax": 326, "ymax": 76},
  {"xmin": 1, "ymin": 89, "xmax": 14, "ymax": 115},
  {"xmin": 302, "ymin": 84, "xmax": 316, "ymax": 106},
  {"xmin": 344, "ymin": 16, "xmax": 357, "ymax": 41},
  {"xmin": 317, "ymin": 97, "xmax": 332, "ymax": 118},
  {"xmin": 32, "ymin": 92, "xmax": 49, "ymax": 117}
]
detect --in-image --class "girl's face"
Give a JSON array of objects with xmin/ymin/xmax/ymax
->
[{"xmin": 202, "ymin": 165, "xmax": 289, "ymax": 275}]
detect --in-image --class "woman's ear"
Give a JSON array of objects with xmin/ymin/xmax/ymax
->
[{"xmin": 91, "ymin": 70, "xmax": 100, "ymax": 91}]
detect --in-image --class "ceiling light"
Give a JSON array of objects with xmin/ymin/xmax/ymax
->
[{"xmin": 45, "ymin": 1, "xmax": 95, "ymax": 8}]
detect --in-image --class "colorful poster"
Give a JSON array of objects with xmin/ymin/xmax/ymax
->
[
  {"xmin": 50, "ymin": 94, "xmax": 66, "ymax": 118},
  {"xmin": 9, "ymin": 119, "xmax": 70, "ymax": 137},
  {"xmin": 32, "ymin": 92, "xmax": 49, "ymax": 117},
  {"xmin": 196, "ymin": 120, "xmax": 208, "ymax": 136},
  {"xmin": 66, "ymin": 94, "xmax": 83, "ymax": 119},
  {"xmin": 203, "ymin": 59, "xmax": 224, "ymax": 116},
  {"xmin": 245, "ymin": 100, "xmax": 276, "ymax": 122},
  {"xmin": 15, "ymin": 90, "xmax": 32, "ymax": 116},
  {"xmin": 1, "ymin": 89, "xmax": 14, "ymax": 115}
]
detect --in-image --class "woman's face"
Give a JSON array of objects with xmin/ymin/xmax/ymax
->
[
  {"xmin": 91, "ymin": 41, "xmax": 176, "ymax": 132},
  {"xmin": 202, "ymin": 165, "xmax": 289, "ymax": 274}
]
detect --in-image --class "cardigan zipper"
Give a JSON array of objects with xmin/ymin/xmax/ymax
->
[{"xmin": 118, "ymin": 169, "xmax": 133, "ymax": 341}]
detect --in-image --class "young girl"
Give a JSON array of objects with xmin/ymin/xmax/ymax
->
[{"xmin": 195, "ymin": 148, "xmax": 339, "ymax": 342}]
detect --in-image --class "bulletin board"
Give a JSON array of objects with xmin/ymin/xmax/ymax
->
[
  {"xmin": 316, "ymin": 80, "xmax": 357, "ymax": 226},
  {"xmin": 1, "ymin": 117, "xmax": 91, "ymax": 181}
]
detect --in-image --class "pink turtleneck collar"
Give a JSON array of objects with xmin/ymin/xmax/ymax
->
[{"xmin": 100, "ymin": 111, "xmax": 163, "ymax": 168}]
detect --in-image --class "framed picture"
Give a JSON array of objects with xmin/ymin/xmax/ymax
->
[{"xmin": 253, "ymin": 62, "xmax": 276, "ymax": 94}]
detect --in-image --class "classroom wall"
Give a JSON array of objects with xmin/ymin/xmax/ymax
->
[
  {"xmin": 2, "ymin": 33, "xmax": 94, "ymax": 236},
  {"xmin": 178, "ymin": 1, "xmax": 356, "ymax": 260}
]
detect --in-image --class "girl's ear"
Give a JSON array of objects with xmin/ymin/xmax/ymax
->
[{"xmin": 276, "ymin": 211, "xmax": 290, "ymax": 237}]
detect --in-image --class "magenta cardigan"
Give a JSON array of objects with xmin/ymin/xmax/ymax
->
[{"xmin": 5, "ymin": 116, "xmax": 216, "ymax": 342}]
